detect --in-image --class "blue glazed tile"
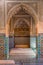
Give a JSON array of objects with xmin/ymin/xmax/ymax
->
[{"xmin": 4, "ymin": 36, "xmax": 9, "ymax": 59}]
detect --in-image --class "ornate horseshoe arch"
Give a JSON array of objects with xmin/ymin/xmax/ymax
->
[
  {"xmin": 5, "ymin": 3, "xmax": 39, "ymax": 59},
  {"xmin": 6, "ymin": 3, "xmax": 39, "ymax": 36}
]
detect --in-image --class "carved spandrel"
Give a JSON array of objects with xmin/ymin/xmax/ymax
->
[{"xmin": 5, "ymin": 1, "xmax": 38, "ymax": 15}]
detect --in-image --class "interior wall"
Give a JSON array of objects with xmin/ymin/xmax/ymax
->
[
  {"xmin": 0, "ymin": 0, "xmax": 43, "ymax": 59},
  {"xmin": 38, "ymin": 1, "xmax": 43, "ymax": 33},
  {"xmin": 0, "ymin": 0, "xmax": 43, "ymax": 34}
]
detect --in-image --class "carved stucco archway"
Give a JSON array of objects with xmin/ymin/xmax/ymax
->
[
  {"xmin": 14, "ymin": 18, "xmax": 30, "ymax": 29},
  {"xmin": 5, "ymin": 3, "xmax": 39, "ymax": 59},
  {"xmin": 14, "ymin": 18, "xmax": 30, "ymax": 48},
  {"xmin": 6, "ymin": 3, "xmax": 39, "ymax": 37}
]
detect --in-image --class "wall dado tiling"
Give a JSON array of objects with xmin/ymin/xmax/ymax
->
[
  {"xmin": 0, "ymin": 33, "xmax": 5, "ymax": 59},
  {"xmin": 0, "ymin": 33, "xmax": 42, "ymax": 61},
  {"xmin": 38, "ymin": 34, "xmax": 43, "ymax": 59}
]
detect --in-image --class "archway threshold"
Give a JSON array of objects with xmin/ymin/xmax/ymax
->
[{"xmin": 9, "ymin": 48, "xmax": 36, "ymax": 60}]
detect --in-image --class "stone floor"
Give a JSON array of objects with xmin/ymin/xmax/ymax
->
[
  {"xmin": 9, "ymin": 48, "xmax": 43, "ymax": 65},
  {"xmin": 10, "ymin": 48, "xmax": 36, "ymax": 59}
]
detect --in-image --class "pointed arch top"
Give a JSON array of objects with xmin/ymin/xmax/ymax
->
[
  {"xmin": 7, "ymin": 3, "xmax": 39, "ymax": 24},
  {"xmin": 6, "ymin": 3, "xmax": 39, "ymax": 36}
]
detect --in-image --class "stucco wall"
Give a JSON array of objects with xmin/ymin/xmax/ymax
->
[
  {"xmin": 0, "ymin": 0, "xmax": 43, "ymax": 60},
  {"xmin": 38, "ymin": 1, "xmax": 43, "ymax": 33},
  {"xmin": 0, "ymin": 0, "xmax": 43, "ymax": 34}
]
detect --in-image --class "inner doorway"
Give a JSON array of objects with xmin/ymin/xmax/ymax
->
[
  {"xmin": 9, "ymin": 4, "xmax": 36, "ymax": 49},
  {"xmin": 14, "ymin": 19, "xmax": 30, "ymax": 48},
  {"xmin": 6, "ymin": 4, "xmax": 38, "ymax": 59}
]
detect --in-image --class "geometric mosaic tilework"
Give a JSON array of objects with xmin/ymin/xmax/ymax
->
[
  {"xmin": 37, "ymin": 34, "xmax": 43, "ymax": 63},
  {"xmin": 0, "ymin": 33, "xmax": 5, "ymax": 59},
  {"xmin": 30, "ymin": 35, "xmax": 42, "ymax": 62},
  {"xmin": 4, "ymin": 36, "xmax": 9, "ymax": 59},
  {"xmin": 0, "ymin": 34, "xmax": 41, "ymax": 61},
  {"xmin": 30, "ymin": 36, "xmax": 36, "ymax": 53},
  {"xmin": 30, "ymin": 35, "xmax": 41, "ymax": 62},
  {"xmin": 39, "ymin": 34, "xmax": 43, "ymax": 58},
  {"xmin": 37, "ymin": 35, "xmax": 41, "ymax": 62}
]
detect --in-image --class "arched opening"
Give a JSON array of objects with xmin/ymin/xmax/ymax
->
[
  {"xmin": 9, "ymin": 6, "xmax": 36, "ymax": 49},
  {"xmin": 14, "ymin": 19, "xmax": 30, "ymax": 48},
  {"xmin": 6, "ymin": 4, "xmax": 39, "ymax": 59},
  {"xmin": 6, "ymin": 3, "xmax": 38, "ymax": 37}
]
